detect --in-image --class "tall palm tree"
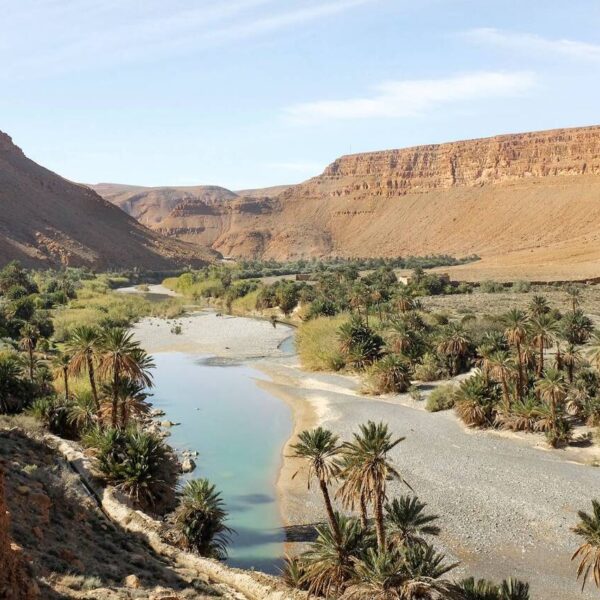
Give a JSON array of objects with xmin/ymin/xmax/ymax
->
[
  {"xmin": 97, "ymin": 327, "xmax": 154, "ymax": 428},
  {"xmin": 19, "ymin": 323, "xmax": 38, "ymax": 382},
  {"xmin": 476, "ymin": 331, "xmax": 507, "ymax": 385},
  {"xmin": 99, "ymin": 377, "xmax": 151, "ymax": 428},
  {"xmin": 530, "ymin": 314, "xmax": 559, "ymax": 377},
  {"xmin": 291, "ymin": 427, "xmax": 342, "ymax": 542},
  {"xmin": 436, "ymin": 324, "xmax": 470, "ymax": 377},
  {"xmin": 384, "ymin": 495, "xmax": 440, "ymax": 547},
  {"xmin": 339, "ymin": 421, "xmax": 408, "ymax": 550},
  {"xmin": 51, "ymin": 352, "xmax": 71, "ymax": 401},
  {"xmin": 566, "ymin": 285, "xmax": 582, "ymax": 313},
  {"xmin": 562, "ymin": 343, "xmax": 581, "ymax": 383},
  {"xmin": 502, "ymin": 309, "xmax": 529, "ymax": 399},
  {"xmin": 572, "ymin": 499, "xmax": 600, "ymax": 590},
  {"xmin": 535, "ymin": 368, "xmax": 567, "ymax": 431},
  {"xmin": 66, "ymin": 325, "xmax": 101, "ymax": 411},
  {"xmin": 586, "ymin": 330, "xmax": 600, "ymax": 371},
  {"xmin": 488, "ymin": 350, "xmax": 515, "ymax": 414}
]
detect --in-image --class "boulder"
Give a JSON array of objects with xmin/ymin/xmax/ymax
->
[{"xmin": 180, "ymin": 458, "xmax": 196, "ymax": 474}]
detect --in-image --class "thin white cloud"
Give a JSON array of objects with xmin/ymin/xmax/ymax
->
[
  {"xmin": 2, "ymin": 0, "xmax": 377, "ymax": 78},
  {"xmin": 284, "ymin": 71, "xmax": 536, "ymax": 123},
  {"xmin": 463, "ymin": 28, "xmax": 600, "ymax": 62}
]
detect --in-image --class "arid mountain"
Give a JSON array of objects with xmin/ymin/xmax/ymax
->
[
  {"xmin": 0, "ymin": 132, "xmax": 214, "ymax": 270},
  {"xmin": 95, "ymin": 125, "xmax": 600, "ymax": 281}
]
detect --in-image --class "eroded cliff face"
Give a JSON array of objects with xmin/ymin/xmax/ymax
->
[
  {"xmin": 97, "ymin": 125, "xmax": 600, "ymax": 279},
  {"xmin": 308, "ymin": 126, "xmax": 600, "ymax": 197},
  {"xmin": 0, "ymin": 466, "xmax": 38, "ymax": 600}
]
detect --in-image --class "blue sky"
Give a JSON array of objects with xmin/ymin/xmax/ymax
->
[{"xmin": 2, "ymin": 0, "xmax": 599, "ymax": 189}]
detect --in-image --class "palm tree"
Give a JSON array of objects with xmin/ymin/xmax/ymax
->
[
  {"xmin": 301, "ymin": 514, "xmax": 368, "ymax": 598},
  {"xmin": 174, "ymin": 478, "xmax": 233, "ymax": 559},
  {"xmin": 346, "ymin": 544, "xmax": 456, "ymax": 600},
  {"xmin": 19, "ymin": 323, "xmax": 38, "ymax": 381},
  {"xmin": 395, "ymin": 287, "xmax": 415, "ymax": 313},
  {"xmin": 586, "ymin": 330, "xmax": 600, "ymax": 370},
  {"xmin": 499, "ymin": 579, "xmax": 530, "ymax": 600},
  {"xmin": 562, "ymin": 343, "xmax": 581, "ymax": 383},
  {"xmin": 502, "ymin": 309, "xmax": 529, "ymax": 399},
  {"xmin": 528, "ymin": 295, "xmax": 549, "ymax": 318},
  {"xmin": 476, "ymin": 331, "xmax": 507, "ymax": 384},
  {"xmin": 449, "ymin": 577, "xmax": 499, "ymax": 599},
  {"xmin": 530, "ymin": 314, "xmax": 559, "ymax": 377},
  {"xmin": 97, "ymin": 327, "xmax": 154, "ymax": 428},
  {"xmin": 566, "ymin": 285, "xmax": 582, "ymax": 313},
  {"xmin": 572, "ymin": 499, "xmax": 600, "ymax": 590},
  {"xmin": 291, "ymin": 427, "xmax": 342, "ymax": 542},
  {"xmin": 436, "ymin": 324, "xmax": 471, "ymax": 377},
  {"xmin": 384, "ymin": 495, "xmax": 440, "ymax": 547},
  {"xmin": 99, "ymin": 377, "xmax": 151, "ymax": 428},
  {"xmin": 66, "ymin": 325, "xmax": 101, "ymax": 411},
  {"xmin": 535, "ymin": 368, "xmax": 567, "ymax": 433},
  {"xmin": 339, "ymin": 421, "xmax": 408, "ymax": 550},
  {"xmin": 51, "ymin": 352, "xmax": 71, "ymax": 401},
  {"xmin": 488, "ymin": 350, "xmax": 515, "ymax": 414}
]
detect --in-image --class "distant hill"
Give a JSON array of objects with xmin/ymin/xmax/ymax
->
[
  {"xmin": 92, "ymin": 125, "xmax": 600, "ymax": 281},
  {"xmin": 0, "ymin": 132, "xmax": 214, "ymax": 270}
]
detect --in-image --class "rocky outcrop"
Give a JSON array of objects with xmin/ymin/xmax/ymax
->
[
  {"xmin": 317, "ymin": 126, "xmax": 600, "ymax": 196},
  {"xmin": 0, "ymin": 131, "xmax": 215, "ymax": 269},
  {"xmin": 0, "ymin": 465, "xmax": 39, "ymax": 600}
]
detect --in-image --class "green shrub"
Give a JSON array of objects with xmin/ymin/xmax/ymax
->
[
  {"xmin": 413, "ymin": 353, "xmax": 448, "ymax": 382},
  {"xmin": 512, "ymin": 280, "xmax": 531, "ymax": 293},
  {"xmin": 425, "ymin": 384, "xmax": 457, "ymax": 412},
  {"xmin": 479, "ymin": 280, "xmax": 505, "ymax": 294}
]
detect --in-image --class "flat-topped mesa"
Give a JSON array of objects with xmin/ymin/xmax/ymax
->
[{"xmin": 319, "ymin": 125, "xmax": 600, "ymax": 196}]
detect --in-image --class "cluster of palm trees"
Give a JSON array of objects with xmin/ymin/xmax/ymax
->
[
  {"xmin": 288, "ymin": 422, "xmax": 528, "ymax": 599},
  {"xmin": 58, "ymin": 325, "xmax": 155, "ymax": 431},
  {"xmin": 456, "ymin": 292, "xmax": 599, "ymax": 446}
]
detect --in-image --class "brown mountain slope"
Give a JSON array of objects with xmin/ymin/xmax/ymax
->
[
  {"xmin": 93, "ymin": 125, "xmax": 600, "ymax": 281},
  {"xmin": 0, "ymin": 132, "xmax": 214, "ymax": 269}
]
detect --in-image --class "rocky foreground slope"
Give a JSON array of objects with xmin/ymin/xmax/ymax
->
[
  {"xmin": 98, "ymin": 125, "xmax": 600, "ymax": 280},
  {"xmin": 0, "ymin": 132, "xmax": 214, "ymax": 270}
]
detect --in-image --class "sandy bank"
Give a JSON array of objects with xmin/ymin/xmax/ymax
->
[{"xmin": 131, "ymin": 311, "xmax": 293, "ymax": 358}]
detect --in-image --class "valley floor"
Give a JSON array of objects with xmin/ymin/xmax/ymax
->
[
  {"xmin": 258, "ymin": 355, "xmax": 600, "ymax": 600},
  {"xmin": 119, "ymin": 307, "xmax": 598, "ymax": 599}
]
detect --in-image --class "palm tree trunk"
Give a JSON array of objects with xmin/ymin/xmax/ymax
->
[
  {"xmin": 62, "ymin": 367, "xmax": 69, "ymax": 401},
  {"xmin": 501, "ymin": 375, "xmax": 510, "ymax": 413},
  {"xmin": 28, "ymin": 346, "xmax": 34, "ymax": 382},
  {"xmin": 568, "ymin": 362, "xmax": 574, "ymax": 383},
  {"xmin": 87, "ymin": 355, "xmax": 100, "ymax": 411},
  {"xmin": 555, "ymin": 343, "xmax": 562, "ymax": 370},
  {"xmin": 111, "ymin": 360, "xmax": 119, "ymax": 429},
  {"xmin": 374, "ymin": 490, "xmax": 386, "ymax": 550},
  {"xmin": 360, "ymin": 491, "xmax": 368, "ymax": 529},
  {"xmin": 319, "ymin": 478, "xmax": 341, "ymax": 543},
  {"xmin": 516, "ymin": 341, "xmax": 524, "ymax": 400}
]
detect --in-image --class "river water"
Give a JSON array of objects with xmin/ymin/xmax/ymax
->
[{"xmin": 149, "ymin": 351, "xmax": 292, "ymax": 573}]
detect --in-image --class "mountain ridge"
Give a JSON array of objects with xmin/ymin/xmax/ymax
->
[{"xmin": 0, "ymin": 131, "xmax": 214, "ymax": 269}]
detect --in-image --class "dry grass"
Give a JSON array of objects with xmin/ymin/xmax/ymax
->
[{"xmin": 296, "ymin": 314, "xmax": 348, "ymax": 371}]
